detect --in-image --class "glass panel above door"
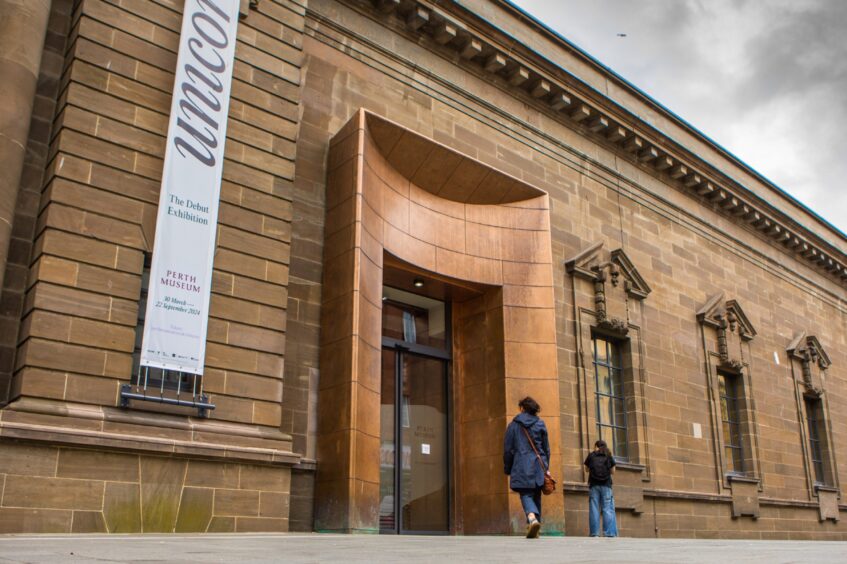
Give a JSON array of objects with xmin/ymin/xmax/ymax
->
[{"xmin": 382, "ymin": 287, "xmax": 447, "ymax": 350}]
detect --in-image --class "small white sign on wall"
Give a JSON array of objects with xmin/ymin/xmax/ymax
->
[
  {"xmin": 421, "ymin": 443, "xmax": 431, "ymax": 455},
  {"xmin": 692, "ymin": 423, "xmax": 702, "ymax": 439}
]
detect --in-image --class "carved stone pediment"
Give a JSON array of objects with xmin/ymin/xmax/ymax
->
[
  {"xmin": 697, "ymin": 293, "xmax": 756, "ymax": 369},
  {"xmin": 566, "ymin": 242, "xmax": 651, "ymax": 336},
  {"xmin": 696, "ymin": 293, "xmax": 756, "ymax": 341},
  {"xmin": 565, "ymin": 241, "xmax": 604, "ymax": 280},
  {"xmin": 787, "ymin": 332, "xmax": 830, "ymax": 394},
  {"xmin": 610, "ymin": 249, "xmax": 652, "ymax": 300},
  {"xmin": 787, "ymin": 332, "xmax": 831, "ymax": 369},
  {"xmin": 565, "ymin": 242, "xmax": 652, "ymax": 300}
]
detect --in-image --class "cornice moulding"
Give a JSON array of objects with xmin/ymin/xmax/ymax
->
[{"xmin": 345, "ymin": 0, "xmax": 847, "ymax": 287}]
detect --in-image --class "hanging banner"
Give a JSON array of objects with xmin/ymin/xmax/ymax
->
[{"xmin": 140, "ymin": 0, "xmax": 240, "ymax": 375}]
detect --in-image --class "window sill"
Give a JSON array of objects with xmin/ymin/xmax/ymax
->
[
  {"xmin": 727, "ymin": 473, "xmax": 759, "ymax": 485},
  {"xmin": 814, "ymin": 484, "xmax": 838, "ymax": 493},
  {"xmin": 615, "ymin": 461, "xmax": 646, "ymax": 473}
]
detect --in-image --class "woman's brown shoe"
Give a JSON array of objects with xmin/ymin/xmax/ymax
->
[{"xmin": 526, "ymin": 519, "xmax": 541, "ymax": 539}]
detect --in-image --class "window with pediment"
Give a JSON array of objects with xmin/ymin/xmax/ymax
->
[
  {"xmin": 566, "ymin": 243, "xmax": 651, "ymax": 472},
  {"xmin": 786, "ymin": 333, "xmax": 839, "ymax": 496},
  {"xmin": 696, "ymin": 294, "xmax": 761, "ymax": 487}
]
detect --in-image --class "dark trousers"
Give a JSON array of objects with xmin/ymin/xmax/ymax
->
[{"xmin": 515, "ymin": 487, "xmax": 542, "ymax": 522}]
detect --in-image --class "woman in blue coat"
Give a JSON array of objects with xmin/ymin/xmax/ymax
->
[{"xmin": 503, "ymin": 396, "xmax": 551, "ymax": 538}]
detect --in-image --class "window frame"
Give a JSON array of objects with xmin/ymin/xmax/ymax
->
[
  {"xmin": 696, "ymin": 297, "xmax": 762, "ymax": 490},
  {"xmin": 591, "ymin": 334, "xmax": 629, "ymax": 462},
  {"xmin": 711, "ymin": 364, "xmax": 761, "ymax": 484},
  {"xmin": 804, "ymin": 396, "xmax": 827, "ymax": 486},
  {"xmin": 718, "ymin": 371, "xmax": 745, "ymax": 475},
  {"xmin": 786, "ymin": 335, "xmax": 840, "ymax": 499}
]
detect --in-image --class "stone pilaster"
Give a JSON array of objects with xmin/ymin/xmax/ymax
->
[{"xmin": 0, "ymin": 0, "xmax": 51, "ymax": 291}]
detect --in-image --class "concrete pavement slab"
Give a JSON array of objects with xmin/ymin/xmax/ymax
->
[{"xmin": 0, "ymin": 533, "xmax": 846, "ymax": 563}]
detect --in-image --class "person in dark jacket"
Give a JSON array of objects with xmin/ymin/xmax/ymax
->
[
  {"xmin": 503, "ymin": 396, "xmax": 551, "ymax": 539},
  {"xmin": 584, "ymin": 439, "xmax": 617, "ymax": 537}
]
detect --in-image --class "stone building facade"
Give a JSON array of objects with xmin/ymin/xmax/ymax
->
[{"xmin": 0, "ymin": 0, "xmax": 844, "ymax": 539}]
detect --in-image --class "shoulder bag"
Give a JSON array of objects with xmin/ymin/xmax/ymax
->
[{"xmin": 521, "ymin": 426, "xmax": 557, "ymax": 495}]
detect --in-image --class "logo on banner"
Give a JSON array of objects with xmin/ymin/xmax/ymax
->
[{"xmin": 140, "ymin": 0, "xmax": 240, "ymax": 375}]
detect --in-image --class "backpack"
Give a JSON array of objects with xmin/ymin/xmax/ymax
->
[{"xmin": 588, "ymin": 453, "xmax": 611, "ymax": 482}]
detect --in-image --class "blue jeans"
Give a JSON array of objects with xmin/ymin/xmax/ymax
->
[
  {"xmin": 588, "ymin": 485, "xmax": 617, "ymax": 537},
  {"xmin": 516, "ymin": 488, "xmax": 542, "ymax": 522}
]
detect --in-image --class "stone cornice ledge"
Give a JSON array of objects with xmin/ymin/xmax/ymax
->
[
  {"xmin": 350, "ymin": 0, "xmax": 847, "ymax": 287},
  {"xmin": 0, "ymin": 398, "xmax": 300, "ymax": 466}
]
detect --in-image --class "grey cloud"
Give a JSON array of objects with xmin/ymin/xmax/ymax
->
[
  {"xmin": 734, "ymin": 1, "xmax": 847, "ymax": 108},
  {"xmin": 510, "ymin": 0, "xmax": 847, "ymax": 234}
]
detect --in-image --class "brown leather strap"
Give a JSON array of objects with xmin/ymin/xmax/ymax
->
[{"xmin": 521, "ymin": 426, "xmax": 548, "ymax": 472}]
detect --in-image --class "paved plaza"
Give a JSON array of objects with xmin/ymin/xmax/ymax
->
[{"xmin": 0, "ymin": 533, "xmax": 845, "ymax": 563}]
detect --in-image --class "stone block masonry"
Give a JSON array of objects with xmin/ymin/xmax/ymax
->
[
  {"xmin": 6, "ymin": 0, "xmax": 305, "ymax": 424},
  {"xmin": 0, "ymin": 442, "xmax": 291, "ymax": 533},
  {"xmin": 0, "ymin": 0, "xmax": 844, "ymax": 540},
  {"xmin": 0, "ymin": 0, "xmax": 306, "ymax": 533}
]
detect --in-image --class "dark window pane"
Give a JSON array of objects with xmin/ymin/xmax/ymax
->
[
  {"xmin": 814, "ymin": 460, "xmax": 825, "ymax": 484},
  {"xmin": 728, "ymin": 423, "xmax": 742, "ymax": 448},
  {"xmin": 805, "ymin": 397, "xmax": 827, "ymax": 485},
  {"xmin": 719, "ymin": 372, "xmax": 745, "ymax": 475},
  {"xmin": 610, "ymin": 368, "xmax": 624, "ymax": 396},
  {"xmin": 595, "ymin": 365, "xmax": 611, "ymax": 395},
  {"xmin": 607, "ymin": 341, "xmax": 619, "ymax": 368},
  {"xmin": 613, "ymin": 398, "xmax": 626, "ymax": 426},
  {"xmin": 614, "ymin": 427, "xmax": 628, "ymax": 460},
  {"xmin": 722, "ymin": 421, "xmax": 732, "ymax": 445},
  {"xmin": 732, "ymin": 448, "xmax": 744, "ymax": 473}
]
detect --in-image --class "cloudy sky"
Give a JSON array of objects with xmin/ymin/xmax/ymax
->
[{"xmin": 509, "ymin": 0, "xmax": 847, "ymax": 236}]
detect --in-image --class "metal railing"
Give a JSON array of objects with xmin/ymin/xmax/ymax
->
[{"xmin": 120, "ymin": 366, "xmax": 215, "ymax": 418}]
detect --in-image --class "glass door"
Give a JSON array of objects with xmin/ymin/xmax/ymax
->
[{"xmin": 379, "ymin": 288, "xmax": 450, "ymax": 534}]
